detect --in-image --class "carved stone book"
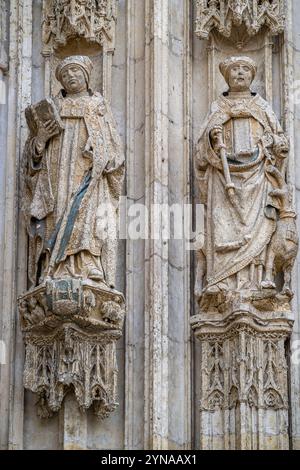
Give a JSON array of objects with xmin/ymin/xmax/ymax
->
[{"xmin": 25, "ymin": 98, "xmax": 64, "ymax": 137}]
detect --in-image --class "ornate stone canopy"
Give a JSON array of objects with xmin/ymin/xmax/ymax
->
[
  {"xmin": 195, "ymin": 0, "xmax": 285, "ymax": 41},
  {"xmin": 42, "ymin": 0, "xmax": 118, "ymax": 55}
]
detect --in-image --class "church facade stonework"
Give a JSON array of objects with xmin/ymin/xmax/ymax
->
[
  {"xmin": 192, "ymin": 54, "xmax": 298, "ymax": 449},
  {"xmin": 1, "ymin": 0, "xmax": 300, "ymax": 450},
  {"xmin": 19, "ymin": 54, "xmax": 125, "ymax": 419}
]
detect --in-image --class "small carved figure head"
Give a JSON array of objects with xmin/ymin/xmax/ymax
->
[
  {"xmin": 19, "ymin": 300, "xmax": 28, "ymax": 323},
  {"xmin": 102, "ymin": 301, "xmax": 124, "ymax": 324},
  {"xmin": 219, "ymin": 56, "xmax": 257, "ymax": 92},
  {"xmin": 28, "ymin": 296, "xmax": 38, "ymax": 311},
  {"xmin": 56, "ymin": 55, "xmax": 93, "ymax": 94}
]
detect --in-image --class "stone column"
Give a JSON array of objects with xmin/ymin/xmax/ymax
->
[
  {"xmin": 288, "ymin": 0, "xmax": 300, "ymax": 450},
  {"xmin": 139, "ymin": 0, "xmax": 193, "ymax": 450},
  {"xmin": 125, "ymin": 0, "xmax": 192, "ymax": 450},
  {"xmin": 0, "ymin": 1, "xmax": 7, "ymax": 104},
  {"xmin": 124, "ymin": 0, "xmax": 147, "ymax": 450},
  {"xmin": 143, "ymin": 0, "xmax": 170, "ymax": 449}
]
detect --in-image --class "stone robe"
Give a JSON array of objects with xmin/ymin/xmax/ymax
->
[
  {"xmin": 23, "ymin": 91, "xmax": 124, "ymax": 288},
  {"xmin": 195, "ymin": 93, "xmax": 288, "ymax": 289}
]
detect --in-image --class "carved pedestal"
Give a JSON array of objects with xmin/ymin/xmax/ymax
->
[
  {"xmin": 191, "ymin": 290, "xmax": 293, "ymax": 450},
  {"xmin": 19, "ymin": 278, "xmax": 125, "ymax": 419}
]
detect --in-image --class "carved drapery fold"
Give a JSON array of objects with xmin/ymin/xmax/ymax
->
[{"xmin": 195, "ymin": 0, "xmax": 285, "ymax": 41}]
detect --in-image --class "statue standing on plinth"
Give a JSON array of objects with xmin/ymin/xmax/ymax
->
[
  {"xmin": 195, "ymin": 56, "xmax": 298, "ymax": 302},
  {"xmin": 19, "ymin": 55, "xmax": 125, "ymax": 419},
  {"xmin": 23, "ymin": 55, "xmax": 124, "ymax": 290},
  {"xmin": 192, "ymin": 57, "xmax": 299, "ymax": 448}
]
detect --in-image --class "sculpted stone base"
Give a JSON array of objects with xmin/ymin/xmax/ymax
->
[
  {"xmin": 19, "ymin": 278, "xmax": 125, "ymax": 419},
  {"xmin": 198, "ymin": 287, "xmax": 293, "ymax": 317},
  {"xmin": 191, "ymin": 296, "xmax": 293, "ymax": 450}
]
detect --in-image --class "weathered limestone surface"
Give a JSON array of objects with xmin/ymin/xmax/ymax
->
[
  {"xmin": 192, "ymin": 53, "xmax": 298, "ymax": 449},
  {"xmin": 20, "ymin": 14, "xmax": 126, "ymax": 451},
  {"xmin": 192, "ymin": 0, "xmax": 300, "ymax": 451},
  {"xmin": 0, "ymin": 0, "xmax": 300, "ymax": 451}
]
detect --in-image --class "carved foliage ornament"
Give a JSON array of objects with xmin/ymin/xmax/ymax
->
[
  {"xmin": 20, "ymin": 280, "xmax": 125, "ymax": 419},
  {"xmin": 195, "ymin": 0, "xmax": 285, "ymax": 40},
  {"xmin": 42, "ymin": 0, "xmax": 118, "ymax": 54}
]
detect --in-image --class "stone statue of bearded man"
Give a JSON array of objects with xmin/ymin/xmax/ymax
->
[
  {"xmin": 195, "ymin": 56, "xmax": 298, "ymax": 298},
  {"xmin": 23, "ymin": 55, "xmax": 124, "ymax": 289}
]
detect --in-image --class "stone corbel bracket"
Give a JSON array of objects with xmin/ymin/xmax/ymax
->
[
  {"xmin": 19, "ymin": 278, "xmax": 125, "ymax": 419},
  {"xmin": 42, "ymin": 0, "xmax": 118, "ymax": 56},
  {"xmin": 195, "ymin": 0, "xmax": 285, "ymax": 42}
]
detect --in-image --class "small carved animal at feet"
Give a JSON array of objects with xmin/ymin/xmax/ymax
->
[
  {"xmin": 262, "ymin": 167, "xmax": 298, "ymax": 296},
  {"xmin": 262, "ymin": 214, "xmax": 298, "ymax": 296}
]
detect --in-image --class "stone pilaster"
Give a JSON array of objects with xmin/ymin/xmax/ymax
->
[
  {"xmin": 0, "ymin": 0, "xmax": 33, "ymax": 450},
  {"xmin": 125, "ymin": 0, "xmax": 192, "ymax": 450},
  {"xmin": 143, "ymin": 0, "xmax": 170, "ymax": 449}
]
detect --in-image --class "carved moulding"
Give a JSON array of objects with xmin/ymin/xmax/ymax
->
[
  {"xmin": 19, "ymin": 279, "xmax": 125, "ymax": 419},
  {"xmin": 191, "ymin": 305, "xmax": 292, "ymax": 450},
  {"xmin": 195, "ymin": 0, "xmax": 285, "ymax": 41},
  {"xmin": 42, "ymin": 0, "xmax": 118, "ymax": 55}
]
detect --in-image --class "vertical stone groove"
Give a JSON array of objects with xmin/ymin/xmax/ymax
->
[{"xmin": 144, "ymin": 0, "xmax": 169, "ymax": 450}]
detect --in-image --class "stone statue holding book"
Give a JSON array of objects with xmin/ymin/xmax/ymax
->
[
  {"xmin": 23, "ymin": 55, "xmax": 124, "ymax": 289},
  {"xmin": 19, "ymin": 55, "xmax": 125, "ymax": 419}
]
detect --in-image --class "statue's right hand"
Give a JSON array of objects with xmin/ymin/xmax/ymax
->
[
  {"xmin": 210, "ymin": 125, "xmax": 224, "ymax": 148},
  {"xmin": 210, "ymin": 126, "xmax": 225, "ymax": 151},
  {"xmin": 210, "ymin": 125, "xmax": 223, "ymax": 141}
]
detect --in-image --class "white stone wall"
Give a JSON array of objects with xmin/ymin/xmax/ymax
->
[{"xmin": 0, "ymin": 0, "xmax": 300, "ymax": 450}]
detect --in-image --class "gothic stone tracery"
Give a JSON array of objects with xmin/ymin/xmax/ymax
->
[
  {"xmin": 42, "ymin": 0, "xmax": 118, "ymax": 55},
  {"xmin": 195, "ymin": 0, "xmax": 285, "ymax": 43}
]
